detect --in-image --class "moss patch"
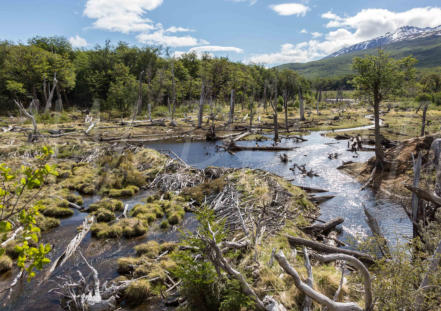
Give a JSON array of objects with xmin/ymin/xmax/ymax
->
[{"xmin": 88, "ymin": 198, "xmax": 124, "ymax": 212}]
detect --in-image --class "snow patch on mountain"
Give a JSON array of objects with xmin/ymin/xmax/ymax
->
[{"xmin": 327, "ymin": 25, "xmax": 441, "ymax": 58}]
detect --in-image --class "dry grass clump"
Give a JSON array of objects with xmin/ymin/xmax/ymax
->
[
  {"xmin": 0, "ymin": 255, "xmax": 13, "ymax": 273},
  {"xmin": 124, "ymin": 280, "xmax": 151, "ymax": 306},
  {"xmin": 134, "ymin": 241, "xmax": 159, "ymax": 258}
]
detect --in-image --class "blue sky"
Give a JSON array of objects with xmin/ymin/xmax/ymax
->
[{"xmin": 1, "ymin": 0, "xmax": 441, "ymax": 65}]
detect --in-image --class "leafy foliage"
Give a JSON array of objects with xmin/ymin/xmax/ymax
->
[
  {"xmin": 0, "ymin": 146, "xmax": 57, "ymax": 280},
  {"xmin": 172, "ymin": 208, "xmax": 254, "ymax": 311}
]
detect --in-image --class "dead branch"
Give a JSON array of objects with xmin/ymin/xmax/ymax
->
[
  {"xmin": 405, "ymin": 184, "xmax": 441, "ymax": 206},
  {"xmin": 312, "ymin": 253, "xmax": 373, "ymax": 311},
  {"xmin": 302, "ymin": 217, "xmax": 344, "ymax": 235},
  {"xmin": 42, "ymin": 216, "xmax": 95, "ymax": 283},
  {"xmin": 0, "ymin": 226, "xmax": 23, "ymax": 247},
  {"xmin": 302, "ymin": 247, "xmax": 314, "ymax": 311},
  {"xmin": 286, "ymin": 236, "xmax": 375, "ymax": 264},
  {"xmin": 363, "ymin": 207, "xmax": 390, "ymax": 258},
  {"xmin": 224, "ymin": 141, "xmax": 295, "ymax": 152},
  {"xmin": 275, "ymin": 251, "xmax": 364, "ymax": 311}
]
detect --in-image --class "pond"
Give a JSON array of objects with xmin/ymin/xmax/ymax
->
[{"xmin": 146, "ymin": 128, "xmax": 412, "ymax": 245}]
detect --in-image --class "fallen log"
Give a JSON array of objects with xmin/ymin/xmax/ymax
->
[
  {"xmin": 225, "ymin": 142, "xmax": 295, "ymax": 152},
  {"xmin": 286, "ymin": 235, "xmax": 375, "ymax": 264},
  {"xmin": 302, "ymin": 217, "xmax": 344, "ymax": 235},
  {"xmin": 41, "ymin": 216, "xmax": 94, "ymax": 283},
  {"xmin": 405, "ymin": 184, "xmax": 441, "ymax": 206},
  {"xmin": 294, "ymin": 185, "xmax": 328, "ymax": 193},
  {"xmin": 363, "ymin": 207, "xmax": 390, "ymax": 258},
  {"xmin": 232, "ymin": 131, "xmax": 252, "ymax": 141},
  {"xmin": 309, "ymin": 194, "xmax": 335, "ymax": 204}
]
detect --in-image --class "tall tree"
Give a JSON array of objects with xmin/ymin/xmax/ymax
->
[{"xmin": 352, "ymin": 49, "xmax": 416, "ymax": 167}]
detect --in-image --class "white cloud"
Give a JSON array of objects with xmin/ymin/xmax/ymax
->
[
  {"xmin": 311, "ymin": 32, "xmax": 322, "ymax": 38},
  {"xmin": 300, "ymin": 29, "xmax": 308, "ymax": 34},
  {"xmin": 250, "ymin": 6, "xmax": 441, "ymax": 65},
  {"xmin": 166, "ymin": 26, "xmax": 194, "ymax": 33},
  {"xmin": 270, "ymin": 3, "xmax": 310, "ymax": 16},
  {"xmin": 230, "ymin": 0, "xmax": 257, "ymax": 6},
  {"xmin": 137, "ymin": 30, "xmax": 208, "ymax": 47},
  {"xmin": 189, "ymin": 46, "xmax": 244, "ymax": 53},
  {"xmin": 69, "ymin": 35, "xmax": 88, "ymax": 48},
  {"xmin": 175, "ymin": 45, "xmax": 244, "ymax": 58},
  {"xmin": 84, "ymin": 0, "xmax": 163, "ymax": 33},
  {"xmin": 84, "ymin": 0, "xmax": 207, "ymax": 48}
]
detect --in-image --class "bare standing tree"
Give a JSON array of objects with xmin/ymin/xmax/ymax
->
[
  {"xmin": 229, "ymin": 89, "xmax": 235, "ymax": 125},
  {"xmin": 299, "ymin": 87, "xmax": 305, "ymax": 121},
  {"xmin": 170, "ymin": 57, "xmax": 177, "ymax": 126},
  {"xmin": 43, "ymin": 73, "xmax": 57, "ymax": 113},
  {"xmin": 55, "ymin": 85, "xmax": 63, "ymax": 112},
  {"xmin": 14, "ymin": 100, "xmax": 38, "ymax": 142},
  {"xmin": 131, "ymin": 70, "xmax": 144, "ymax": 124},
  {"xmin": 269, "ymin": 75, "xmax": 279, "ymax": 142},
  {"xmin": 197, "ymin": 79, "xmax": 205, "ymax": 129}
]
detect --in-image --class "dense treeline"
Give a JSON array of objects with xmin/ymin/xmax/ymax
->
[
  {"xmin": 0, "ymin": 37, "xmax": 305, "ymax": 116},
  {"xmin": 1, "ymin": 36, "xmax": 441, "ymax": 117}
]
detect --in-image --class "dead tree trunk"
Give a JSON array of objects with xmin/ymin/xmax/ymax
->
[
  {"xmin": 270, "ymin": 79, "xmax": 279, "ymax": 142},
  {"xmin": 283, "ymin": 91, "xmax": 289, "ymax": 132},
  {"xmin": 44, "ymin": 73, "xmax": 57, "ymax": 113},
  {"xmin": 229, "ymin": 89, "xmax": 235, "ymax": 125},
  {"xmin": 197, "ymin": 80, "xmax": 205, "ymax": 129},
  {"xmin": 132, "ymin": 70, "xmax": 144, "ymax": 123},
  {"xmin": 373, "ymin": 97, "xmax": 384, "ymax": 167},
  {"xmin": 263, "ymin": 81, "xmax": 268, "ymax": 112},
  {"xmin": 171, "ymin": 61, "xmax": 176, "ymax": 123},
  {"xmin": 14, "ymin": 100, "xmax": 38, "ymax": 142},
  {"xmin": 316, "ymin": 89, "xmax": 322, "ymax": 115},
  {"xmin": 55, "ymin": 85, "xmax": 63, "ymax": 112},
  {"xmin": 299, "ymin": 88, "xmax": 305, "ymax": 121},
  {"xmin": 412, "ymin": 152, "xmax": 422, "ymax": 238},
  {"xmin": 420, "ymin": 102, "xmax": 429, "ymax": 136}
]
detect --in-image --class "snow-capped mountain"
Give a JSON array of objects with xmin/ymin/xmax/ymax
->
[{"xmin": 327, "ymin": 25, "xmax": 441, "ymax": 58}]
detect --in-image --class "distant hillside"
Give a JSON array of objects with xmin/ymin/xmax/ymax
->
[{"xmin": 279, "ymin": 31, "xmax": 441, "ymax": 79}]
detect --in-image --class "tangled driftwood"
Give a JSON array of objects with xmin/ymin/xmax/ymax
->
[{"xmin": 50, "ymin": 252, "xmax": 136, "ymax": 311}]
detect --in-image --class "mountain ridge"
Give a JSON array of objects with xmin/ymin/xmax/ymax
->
[
  {"xmin": 278, "ymin": 25, "xmax": 441, "ymax": 79},
  {"xmin": 326, "ymin": 25, "xmax": 441, "ymax": 58}
]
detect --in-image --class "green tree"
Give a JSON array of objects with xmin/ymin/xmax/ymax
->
[{"xmin": 352, "ymin": 50, "xmax": 416, "ymax": 167}]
